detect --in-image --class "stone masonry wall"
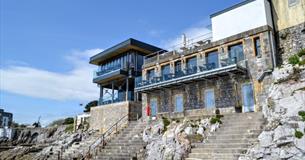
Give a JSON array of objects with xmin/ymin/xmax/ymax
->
[
  {"xmin": 277, "ymin": 22, "xmax": 305, "ymax": 64},
  {"xmin": 90, "ymin": 101, "xmax": 141, "ymax": 132}
]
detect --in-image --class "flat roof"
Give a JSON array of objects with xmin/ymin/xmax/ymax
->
[
  {"xmin": 210, "ymin": 0, "xmax": 256, "ymax": 18},
  {"xmin": 90, "ymin": 38, "xmax": 163, "ymax": 65}
]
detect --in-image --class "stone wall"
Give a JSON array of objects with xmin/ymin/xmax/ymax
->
[
  {"xmin": 277, "ymin": 22, "xmax": 305, "ymax": 64},
  {"xmin": 89, "ymin": 101, "xmax": 141, "ymax": 132}
]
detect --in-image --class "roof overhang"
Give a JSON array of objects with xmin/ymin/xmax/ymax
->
[{"xmin": 90, "ymin": 38, "xmax": 163, "ymax": 65}]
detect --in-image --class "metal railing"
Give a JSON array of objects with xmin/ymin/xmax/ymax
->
[
  {"xmin": 83, "ymin": 113, "xmax": 140, "ymax": 159},
  {"xmin": 136, "ymin": 58, "xmax": 241, "ymax": 88},
  {"xmin": 93, "ymin": 64, "xmax": 123, "ymax": 78},
  {"xmin": 144, "ymin": 32, "xmax": 213, "ymax": 65}
]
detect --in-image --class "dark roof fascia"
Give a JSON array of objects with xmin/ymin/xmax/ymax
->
[
  {"xmin": 90, "ymin": 38, "xmax": 163, "ymax": 65},
  {"xmin": 210, "ymin": 0, "xmax": 256, "ymax": 18}
]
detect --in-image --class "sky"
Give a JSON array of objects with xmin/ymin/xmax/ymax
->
[{"xmin": 0, "ymin": 0, "xmax": 243, "ymax": 126}]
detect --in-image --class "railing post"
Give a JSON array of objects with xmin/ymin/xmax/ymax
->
[{"xmin": 115, "ymin": 123, "xmax": 118, "ymax": 134}]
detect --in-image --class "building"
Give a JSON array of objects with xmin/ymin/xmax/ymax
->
[
  {"xmin": 89, "ymin": 38, "xmax": 163, "ymax": 132},
  {"xmin": 270, "ymin": 0, "xmax": 305, "ymax": 63},
  {"xmin": 89, "ymin": 0, "xmax": 305, "ymax": 127},
  {"xmin": 0, "ymin": 109, "xmax": 13, "ymax": 139},
  {"xmin": 136, "ymin": 0, "xmax": 278, "ymax": 119}
]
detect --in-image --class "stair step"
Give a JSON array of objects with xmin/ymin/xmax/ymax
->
[
  {"xmin": 188, "ymin": 152, "xmax": 242, "ymax": 159},
  {"xmin": 191, "ymin": 148, "xmax": 246, "ymax": 154}
]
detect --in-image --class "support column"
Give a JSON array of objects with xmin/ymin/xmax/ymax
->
[
  {"xmin": 111, "ymin": 82, "xmax": 114, "ymax": 103},
  {"xmin": 126, "ymin": 78, "xmax": 129, "ymax": 101},
  {"xmin": 100, "ymin": 85, "xmax": 103, "ymax": 105}
]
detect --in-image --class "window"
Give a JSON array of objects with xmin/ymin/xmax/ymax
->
[
  {"xmin": 161, "ymin": 64, "xmax": 170, "ymax": 80},
  {"xmin": 288, "ymin": 0, "xmax": 299, "ymax": 7},
  {"xmin": 150, "ymin": 98, "xmax": 158, "ymax": 116},
  {"xmin": 174, "ymin": 61, "xmax": 182, "ymax": 75},
  {"xmin": 204, "ymin": 89, "xmax": 215, "ymax": 109},
  {"xmin": 228, "ymin": 43, "xmax": 244, "ymax": 62},
  {"xmin": 175, "ymin": 94, "xmax": 184, "ymax": 112},
  {"xmin": 146, "ymin": 69, "xmax": 155, "ymax": 81},
  {"xmin": 254, "ymin": 37, "xmax": 262, "ymax": 58},
  {"xmin": 205, "ymin": 51, "xmax": 219, "ymax": 69},
  {"xmin": 186, "ymin": 56, "xmax": 197, "ymax": 74}
]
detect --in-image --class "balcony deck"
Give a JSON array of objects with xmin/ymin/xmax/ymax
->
[{"xmin": 135, "ymin": 61, "xmax": 247, "ymax": 93}]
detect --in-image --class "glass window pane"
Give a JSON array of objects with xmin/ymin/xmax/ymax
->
[
  {"xmin": 206, "ymin": 51, "xmax": 219, "ymax": 69},
  {"xmin": 205, "ymin": 89, "xmax": 215, "ymax": 109},
  {"xmin": 147, "ymin": 69, "xmax": 155, "ymax": 81},
  {"xmin": 175, "ymin": 94, "xmax": 183, "ymax": 112},
  {"xmin": 161, "ymin": 64, "xmax": 170, "ymax": 77},
  {"xmin": 229, "ymin": 43, "xmax": 244, "ymax": 62},
  {"xmin": 150, "ymin": 98, "xmax": 158, "ymax": 116},
  {"xmin": 254, "ymin": 38, "xmax": 261, "ymax": 57}
]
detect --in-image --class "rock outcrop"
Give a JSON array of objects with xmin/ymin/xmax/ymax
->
[
  {"xmin": 143, "ymin": 117, "xmax": 220, "ymax": 160},
  {"xmin": 240, "ymin": 65, "xmax": 305, "ymax": 160}
]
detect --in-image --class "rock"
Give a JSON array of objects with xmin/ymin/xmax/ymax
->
[
  {"xmin": 273, "ymin": 125, "xmax": 294, "ymax": 141},
  {"xmin": 196, "ymin": 127, "xmax": 204, "ymax": 135},
  {"xmin": 184, "ymin": 127, "xmax": 193, "ymax": 135},
  {"xmin": 272, "ymin": 64, "xmax": 294, "ymax": 83},
  {"xmin": 258, "ymin": 131, "xmax": 273, "ymax": 147},
  {"xmin": 294, "ymin": 136, "xmax": 305, "ymax": 153},
  {"xmin": 210, "ymin": 122, "xmax": 219, "ymax": 132}
]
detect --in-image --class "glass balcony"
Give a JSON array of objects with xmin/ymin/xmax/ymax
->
[
  {"xmin": 136, "ymin": 57, "xmax": 243, "ymax": 89},
  {"xmin": 93, "ymin": 64, "xmax": 123, "ymax": 78}
]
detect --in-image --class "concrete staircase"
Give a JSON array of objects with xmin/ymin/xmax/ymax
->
[
  {"xmin": 93, "ymin": 120, "xmax": 147, "ymax": 160},
  {"xmin": 187, "ymin": 112, "xmax": 265, "ymax": 160}
]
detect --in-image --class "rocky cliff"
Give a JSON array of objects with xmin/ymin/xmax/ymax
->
[{"xmin": 240, "ymin": 64, "xmax": 305, "ymax": 160}]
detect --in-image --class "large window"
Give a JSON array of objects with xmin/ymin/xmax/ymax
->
[
  {"xmin": 254, "ymin": 37, "xmax": 262, "ymax": 58},
  {"xmin": 204, "ymin": 89, "xmax": 215, "ymax": 109},
  {"xmin": 146, "ymin": 69, "xmax": 155, "ymax": 82},
  {"xmin": 186, "ymin": 56, "xmax": 197, "ymax": 74},
  {"xmin": 228, "ymin": 43, "xmax": 244, "ymax": 62},
  {"xmin": 175, "ymin": 94, "xmax": 184, "ymax": 112},
  {"xmin": 150, "ymin": 98, "xmax": 158, "ymax": 116},
  {"xmin": 174, "ymin": 61, "xmax": 182, "ymax": 76},
  {"xmin": 205, "ymin": 51, "xmax": 219, "ymax": 69},
  {"xmin": 161, "ymin": 64, "xmax": 170, "ymax": 80}
]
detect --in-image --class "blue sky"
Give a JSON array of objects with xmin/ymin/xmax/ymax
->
[{"xmin": 0, "ymin": 0, "xmax": 243, "ymax": 126}]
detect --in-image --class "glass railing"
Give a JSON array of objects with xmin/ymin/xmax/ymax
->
[
  {"xmin": 136, "ymin": 58, "xmax": 241, "ymax": 88},
  {"xmin": 93, "ymin": 64, "xmax": 123, "ymax": 79}
]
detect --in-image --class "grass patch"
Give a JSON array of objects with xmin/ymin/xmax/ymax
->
[
  {"xmin": 210, "ymin": 117, "xmax": 222, "ymax": 124},
  {"xmin": 295, "ymin": 130, "xmax": 304, "ymax": 139},
  {"xmin": 288, "ymin": 55, "xmax": 300, "ymax": 65},
  {"xmin": 162, "ymin": 117, "xmax": 170, "ymax": 133},
  {"xmin": 64, "ymin": 124, "xmax": 74, "ymax": 133},
  {"xmin": 298, "ymin": 111, "xmax": 305, "ymax": 121}
]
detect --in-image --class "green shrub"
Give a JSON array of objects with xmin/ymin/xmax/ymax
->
[
  {"xmin": 65, "ymin": 124, "xmax": 74, "ymax": 133},
  {"xmin": 295, "ymin": 130, "xmax": 304, "ymax": 139},
  {"xmin": 210, "ymin": 117, "xmax": 222, "ymax": 124},
  {"xmin": 63, "ymin": 117, "xmax": 74, "ymax": 125},
  {"xmin": 298, "ymin": 111, "xmax": 305, "ymax": 121},
  {"xmin": 288, "ymin": 55, "xmax": 300, "ymax": 65},
  {"xmin": 298, "ymin": 111, "xmax": 305, "ymax": 116},
  {"xmin": 297, "ymin": 49, "xmax": 305, "ymax": 57},
  {"xmin": 162, "ymin": 117, "xmax": 170, "ymax": 133},
  {"xmin": 299, "ymin": 59, "xmax": 305, "ymax": 66}
]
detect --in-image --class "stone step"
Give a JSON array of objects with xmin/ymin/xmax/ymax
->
[
  {"xmin": 94, "ymin": 155, "xmax": 131, "ymax": 160},
  {"xmin": 191, "ymin": 147, "xmax": 246, "ymax": 154},
  {"xmin": 99, "ymin": 148, "xmax": 139, "ymax": 154},
  {"xmin": 205, "ymin": 138, "xmax": 257, "ymax": 144},
  {"xmin": 216, "ymin": 125, "xmax": 263, "ymax": 131},
  {"xmin": 193, "ymin": 142, "xmax": 249, "ymax": 148},
  {"xmin": 104, "ymin": 145, "xmax": 143, "ymax": 150},
  {"xmin": 109, "ymin": 139, "xmax": 144, "ymax": 143},
  {"xmin": 188, "ymin": 153, "xmax": 241, "ymax": 159},
  {"xmin": 215, "ymin": 129, "xmax": 262, "ymax": 135},
  {"xmin": 207, "ymin": 133, "xmax": 260, "ymax": 140}
]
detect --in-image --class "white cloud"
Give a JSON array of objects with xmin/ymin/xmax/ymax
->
[
  {"xmin": 0, "ymin": 49, "xmax": 103, "ymax": 101},
  {"xmin": 161, "ymin": 23, "xmax": 212, "ymax": 50}
]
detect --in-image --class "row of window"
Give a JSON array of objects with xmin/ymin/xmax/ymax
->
[
  {"xmin": 146, "ymin": 38, "xmax": 262, "ymax": 81},
  {"xmin": 149, "ymin": 89, "xmax": 216, "ymax": 116},
  {"xmin": 98, "ymin": 52, "xmax": 144, "ymax": 73}
]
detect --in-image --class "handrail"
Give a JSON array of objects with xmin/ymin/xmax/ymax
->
[{"xmin": 83, "ymin": 112, "xmax": 139, "ymax": 159}]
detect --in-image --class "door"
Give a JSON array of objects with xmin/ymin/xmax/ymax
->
[
  {"xmin": 175, "ymin": 94, "xmax": 184, "ymax": 112},
  {"xmin": 242, "ymin": 83, "xmax": 255, "ymax": 112},
  {"xmin": 150, "ymin": 98, "xmax": 158, "ymax": 116},
  {"xmin": 205, "ymin": 89, "xmax": 215, "ymax": 109}
]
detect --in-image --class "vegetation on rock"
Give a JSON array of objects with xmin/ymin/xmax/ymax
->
[
  {"xmin": 210, "ymin": 117, "xmax": 222, "ymax": 124},
  {"xmin": 288, "ymin": 48, "xmax": 305, "ymax": 66},
  {"xmin": 298, "ymin": 111, "xmax": 305, "ymax": 121},
  {"xmin": 84, "ymin": 100, "xmax": 98, "ymax": 112},
  {"xmin": 294, "ymin": 130, "xmax": 304, "ymax": 139},
  {"xmin": 162, "ymin": 117, "xmax": 170, "ymax": 133}
]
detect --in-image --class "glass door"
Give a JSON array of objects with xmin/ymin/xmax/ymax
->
[
  {"xmin": 175, "ymin": 94, "xmax": 184, "ymax": 112},
  {"xmin": 150, "ymin": 98, "xmax": 158, "ymax": 116},
  {"xmin": 242, "ymin": 83, "xmax": 255, "ymax": 112},
  {"xmin": 205, "ymin": 89, "xmax": 215, "ymax": 109}
]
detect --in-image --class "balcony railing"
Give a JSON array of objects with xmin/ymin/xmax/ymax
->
[
  {"xmin": 93, "ymin": 64, "xmax": 123, "ymax": 79},
  {"xmin": 136, "ymin": 58, "xmax": 243, "ymax": 88}
]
